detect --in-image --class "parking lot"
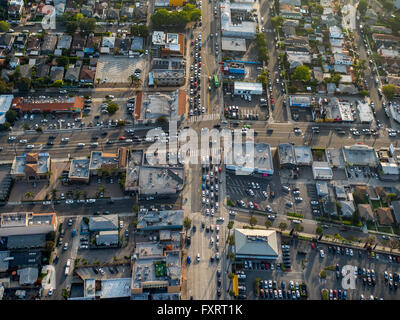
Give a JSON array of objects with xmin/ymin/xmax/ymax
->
[
  {"xmin": 235, "ymin": 239, "xmax": 400, "ymax": 300},
  {"xmin": 224, "ymin": 95, "xmax": 269, "ymax": 121},
  {"xmin": 225, "ymin": 170, "xmax": 320, "ymax": 220}
]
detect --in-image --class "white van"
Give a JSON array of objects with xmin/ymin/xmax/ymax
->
[
  {"xmin": 292, "ymin": 219, "xmax": 302, "ymax": 224},
  {"xmin": 66, "ymin": 259, "xmax": 71, "ymax": 267},
  {"xmin": 65, "ymin": 266, "xmax": 70, "ymax": 276}
]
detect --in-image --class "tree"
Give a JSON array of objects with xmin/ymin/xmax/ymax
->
[
  {"xmin": 1, "ymin": 122, "xmax": 10, "ymax": 131},
  {"xmin": 358, "ymin": 0, "xmax": 368, "ymax": 15},
  {"xmin": 293, "ymin": 65, "xmax": 310, "ymax": 81},
  {"xmin": 249, "ymin": 216, "xmax": 257, "ymax": 226},
  {"xmin": 271, "ymin": 16, "xmax": 284, "ymax": 28},
  {"xmin": 62, "ymin": 288, "xmax": 70, "ymax": 300},
  {"xmin": 24, "ymin": 191, "xmax": 34, "ymax": 200},
  {"xmin": 106, "ymin": 103, "xmax": 119, "ymax": 115},
  {"xmin": 183, "ymin": 217, "xmax": 192, "ymax": 234},
  {"xmin": 0, "ymin": 79, "xmax": 9, "ymax": 93},
  {"xmin": 52, "ymin": 80, "xmax": 63, "ymax": 87},
  {"xmin": 56, "ymin": 56, "xmax": 69, "ymax": 68},
  {"xmin": 382, "ymin": 84, "xmax": 397, "ymax": 99},
  {"xmin": 5, "ymin": 109, "xmax": 17, "ymax": 123},
  {"xmin": 0, "ymin": 21, "xmax": 10, "ymax": 32},
  {"xmin": 351, "ymin": 209, "xmax": 361, "ymax": 226},
  {"xmin": 265, "ymin": 220, "xmax": 272, "ymax": 229},
  {"xmin": 16, "ymin": 77, "xmax": 31, "ymax": 91},
  {"xmin": 66, "ymin": 21, "xmax": 78, "ymax": 34},
  {"xmin": 133, "ymin": 204, "xmax": 139, "ymax": 213},
  {"xmin": 279, "ymin": 222, "xmax": 288, "ymax": 231},
  {"xmin": 316, "ymin": 226, "xmax": 323, "ymax": 236},
  {"xmin": 80, "ymin": 17, "xmax": 96, "ymax": 34},
  {"xmin": 228, "ymin": 272, "xmax": 234, "ymax": 280},
  {"xmin": 156, "ymin": 116, "xmax": 168, "ymax": 123}
]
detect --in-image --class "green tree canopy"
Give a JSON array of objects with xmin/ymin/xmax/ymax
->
[
  {"xmin": 16, "ymin": 77, "xmax": 31, "ymax": 91},
  {"xmin": 382, "ymin": 84, "xmax": 397, "ymax": 99},
  {"xmin": 279, "ymin": 222, "xmax": 288, "ymax": 231},
  {"xmin": 271, "ymin": 16, "xmax": 284, "ymax": 28},
  {"xmin": 5, "ymin": 109, "xmax": 17, "ymax": 123},
  {"xmin": 0, "ymin": 21, "xmax": 10, "ymax": 32},
  {"xmin": 358, "ymin": 0, "xmax": 368, "ymax": 15},
  {"xmin": 66, "ymin": 21, "xmax": 78, "ymax": 34},
  {"xmin": 293, "ymin": 65, "xmax": 310, "ymax": 81},
  {"xmin": 106, "ymin": 103, "xmax": 119, "ymax": 115},
  {"xmin": 249, "ymin": 217, "xmax": 257, "ymax": 226}
]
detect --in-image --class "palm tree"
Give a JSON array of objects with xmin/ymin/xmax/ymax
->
[
  {"xmin": 227, "ymin": 220, "xmax": 234, "ymax": 238},
  {"xmin": 24, "ymin": 191, "xmax": 34, "ymax": 200},
  {"xmin": 183, "ymin": 217, "xmax": 192, "ymax": 235}
]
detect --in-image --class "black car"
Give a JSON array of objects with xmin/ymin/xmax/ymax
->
[
  {"xmin": 47, "ymin": 141, "xmax": 54, "ymax": 146},
  {"xmin": 93, "ymin": 267, "xmax": 99, "ymax": 274},
  {"xmin": 49, "ymin": 135, "xmax": 56, "ymax": 139},
  {"xmin": 217, "ymin": 279, "xmax": 222, "ymax": 287},
  {"xmin": 237, "ymin": 294, "xmax": 247, "ymax": 299},
  {"xmin": 217, "ymin": 289, "xmax": 221, "ymax": 297},
  {"xmin": 217, "ymin": 269, "xmax": 221, "ymax": 277}
]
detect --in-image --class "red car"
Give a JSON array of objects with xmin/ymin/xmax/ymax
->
[
  {"xmin": 119, "ymin": 136, "xmax": 127, "ymax": 140},
  {"xmin": 265, "ymin": 262, "xmax": 269, "ymax": 269},
  {"xmin": 194, "ymin": 82, "xmax": 197, "ymax": 87},
  {"xmin": 311, "ymin": 242, "xmax": 316, "ymax": 250},
  {"xmin": 253, "ymin": 203, "xmax": 259, "ymax": 209},
  {"xmin": 218, "ymin": 167, "xmax": 222, "ymax": 173},
  {"xmin": 198, "ymin": 62, "xmax": 202, "ymax": 67},
  {"xmin": 270, "ymin": 98, "xmax": 274, "ymax": 104}
]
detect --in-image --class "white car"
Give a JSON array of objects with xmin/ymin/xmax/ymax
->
[
  {"xmin": 86, "ymin": 199, "xmax": 96, "ymax": 203},
  {"xmin": 320, "ymin": 249, "xmax": 325, "ymax": 258},
  {"xmin": 65, "ymin": 199, "xmax": 74, "ymax": 204},
  {"xmin": 196, "ymin": 253, "xmax": 200, "ymax": 262},
  {"xmin": 26, "ymin": 144, "xmax": 34, "ymax": 149},
  {"xmin": 43, "ymin": 201, "xmax": 51, "ymax": 205},
  {"xmin": 19, "ymin": 139, "xmax": 27, "ymax": 144},
  {"xmin": 48, "ymin": 288, "xmax": 53, "ymax": 296},
  {"xmin": 216, "ymin": 217, "xmax": 224, "ymax": 222}
]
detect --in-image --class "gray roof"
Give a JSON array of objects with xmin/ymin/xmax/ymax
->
[
  {"xmin": 391, "ymin": 200, "xmax": 400, "ymax": 224},
  {"xmin": 340, "ymin": 200, "xmax": 355, "ymax": 217},
  {"xmin": 96, "ymin": 230, "xmax": 119, "ymax": 245},
  {"xmin": 277, "ymin": 143, "xmax": 296, "ymax": 166},
  {"xmin": 131, "ymin": 37, "xmax": 144, "ymax": 51},
  {"xmin": 335, "ymin": 185, "xmax": 347, "ymax": 199},
  {"xmin": 9, "ymin": 250, "xmax": 42, "ymax": 268},
  {"xmin": 64, "ymin": 65, "xmax": 81, "ymax": 82},
  {"xmin": 7, "ymin": 234, "xmax": 46, "ymax": 249},
  {"xmin": 89, "ymin": 215, "xmax": 118, "ymax": 231},
  {"xmin": 41, "ymin": 34, "xmax": 57, "ymax": 54},
  {"xmin": 234, "ymin": 228, "xmax": 279, "ymax": 259},
  {"xmin": 343, "ymin": 144, "xmax": 379, "ymax": 167},
  {"xmin": 0, "ymin": 251, "xmax": 10, "ymax": 272},
  {"xmin": 294, "ymin": 146, "xmax": 313, "ymax": 165},
  {"xmin": 316, "ymin": 181, "xmax": 329, "ymax": 197},
  {"xmin": 18, "ymin": 267, "xmax": 38, "ymax": 285}
]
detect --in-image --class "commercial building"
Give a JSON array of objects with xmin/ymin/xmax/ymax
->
[
  {"xmin": 288, "ymin": 95, "xmax": 312, "ymax": 107},
  {"xmin": 225, "ymin": 143, "xmax": 274, "ymax": 175},
  {"xmin": 11, "ymin": 153, "xmax": 51, "ymax": 181},
  {"xmin": 233, "ymin": 229, "xmax": 279, "ymax": 260},
  {"xmin": 131, "ymin": 242, "xmax": 181, "ymax": 295},
  {"xmin": 378, "ymin": 162, "xmax": 399, "ymax": 181},
  {"xmin": 138, "ymin": 166, "xmax": 184, "ymax": 197},
  {"xmin": 357, "ymin": 101, "xmax": 374, "ymax": 123},
  {"xmin": 220, "ymin": 1, "xmax": 256, "ymax": 39},
  {"xmin": 316, "ymin": 181, "xmax": 329, "ymax": 197},
  {"xmin": 342, "ymin": 144, "xmax": 379, "ymax": 167},
  {"xmin": 68, "ymin": 159, "xmax": 90, "ymax": 183},
  {"xmin": 96, "ymin": 230, "xmax": 119, "ymax": 246},
  {"xmin": 136, "ymin": 209, "xmax": 183, "ymax": 231},
  {"xmin": 88, "ymin": 215, "xmax": 118, "ymax": 232},
  {"xmin": 233, "ymin": 82, "xmax": 263, "ymax": 95},
  {"xmin": 312, "ymin": 161, "xmax": 333, "ymax": 180},
  {"xmin": 276, "ymin": 143, "xmax": 296, "ymax": 169},
  {"xmin": 149, "ymin": 69, "xmax": 185, "ymax": 87},
  {"xmin": 221, "ymin": 37, "xmax": 247, "ymax": 53},
  {"xmin": 11, "ymin": 96, "xmax": 84, "ymax": 114},
  {"xmin": 135, "ymin": 90, "xmax": 186, "ymax": 123},
  {"xmin": 124, "ymin": 150, "xmax": 143, "ymax": 192},
  {"xmin": 294, "ymin": 146, "xmax": 313, "ymax": 166},
  {"xmin": 151, "ymin": 31, "xmax": 185, "ymax": 58},
  {"xmin": 0, "ymin": 95, "xmax": 13, "ymax": 124},
  {"xmin": 79, "ymin": 278, "xmax": 131, "ymax": 300},
  {"xmin": 0, "ymin": 212, "xmax": 57, "ymax": 249}
]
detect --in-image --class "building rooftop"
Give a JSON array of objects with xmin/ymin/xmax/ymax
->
[
  {"xmin": 69, "ymin": 159, "xmax": 90, "ymax": 180},
  {"xmin": 0, "ymin": 212, "xmax": 56, "ymax": 237},
  {"xmin": 312, "ymin": 161, "xmax": 333, "ymax": 179},
  {"xmin": 139, "ymin": 91, "xmax": 182, "ymax": 120},
  {"xmin": 343, "ymin": 144, "xmax": 379, "ymax": 167},
  {"xmin": 294, "ymin": 146, "xmax": 313, "ymax": 165},
  {"xmin": 234, "ymin": 228, "xmax": 279, "ymax": 259},
  {"xmin": 11, "ymin": 96, "xmax": 84, "ymax": 113},
  {"xmin": 89, "ymin": 151, "xmax": 119, "ymax": 171},
  {"xmin": 89, "ymin": 215, "xmax": 118, "ymax": 231},
  {"xmin": 18, "ymin": 267, "xmax": 38, "ymax": 285},
  {"xmin": 277, "ymin": 143, "xmax": 296, "ymax": 166},
  {"xmin": 357, "ymin": 101, "xmax": 374, "ymax": 123},
  {"xmin": 316, "ymin": 181, "xmax": 329, "ymax": 197},
  {"xmin": 137, "ymin": 209, "xmax": 183, "ymax": 231},
  {"xmin": 234, "ymin": 81, "xmax": 263, "ymax": 92},
  {"xmin": 152, "ymin": 31, "xmax": 166, "ymax": 46},
  {"xmin": 0, "ymin": 251, "xmax": 9, "ymax": 272},
  {"xmin": 221, "ymin": 37, "xmax": 247, "ymax": 52},
  {"xmin": 11, "ymin": 153, "xmax": 50, "ymax": 176},
  {"xmin": 138, "ymin": 166, "xmax": 184, "ymax": 196},
  {"xmin": 358, "ymin": 204, "xmax": 375, "ymax": 221},
  {"xmin": 376, "ymin": 207, "xmax": 394, "ymax": 226}
]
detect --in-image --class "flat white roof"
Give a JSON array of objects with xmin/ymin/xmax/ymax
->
[
  {"xmin": 99, "ymin": 278, "xmax": 131, "ymax": 299},
  {"xmin": 0, "ymin": 95, "xmax": 13, "ymax": 114},
  {"xmin": 234, "ymin": 81, "xmax": 263, "ymax": 91},
  {"xmin": 221, "ymin": 37, "xmax": 247, "ymax": 52}
]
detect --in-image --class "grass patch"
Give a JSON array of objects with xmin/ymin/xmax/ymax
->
[
  {"xmin": 298, "ymin": 235, "xmax": 312, "ymax": 240},
  {"xmin": 324, "ymin": 265, "xmax": 336, "ymax": 272},
  {"xmin": 154, "ymin": 261, "xmax": 167, "ymax": 277},
  {"xmin": 371, "ymin": 200, "xmax": 382, "ymax": 210},
  {"xmin": 377, "ymin": 226, "xmax": 393, "ymax": 234},
  {"xmin": 366, "ymin": 221, "xmax": 376, "ymax": 231},
  {"xmin": 287, "ymin": 212, "xmax": 304, "ymax": 218}
]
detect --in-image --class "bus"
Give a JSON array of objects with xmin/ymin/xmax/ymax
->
[{"xmin": 213, "ymin": 75, "xmax": 219, "ymax": 88}]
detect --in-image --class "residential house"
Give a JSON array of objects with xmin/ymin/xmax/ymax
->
[
  {"xmin": 80, "ymin": 66, "xmax": 96, "ymax": 84},
  {"xmin": 365, "ymin": 8, "xmax": 378, "ymax": 24},
  {"xmin": 84, "ymin": 36, "xmax": 101, "ymax": 56},
  {"xmin": 50, "ymin": 66, "xmax": 64, "ymax": 82},
  {"xmin": 114, "ymin": 37, "xmax": 131, "ymax": 55},
  {"xmin": 9, "ymin": 57, "xmax": 20, "ymax": 69},
  {"xmin": 284, "ymin": 35, "xmax": 309, "ymax": 47},
  {"xmin": 279, "ymin": 4, "xmax": 302, "ymax": 19},
  {"xmin": 41, "ymin": 34, "xmax": 58, "ymax": 55},
  {"xmin": 334, "ymin": 53, "xmax": 352, "ymax": 65},
  {"xmin": 102, "ymin": 36, "xmax": 116, "ymax": 49},
  {"xmin": 0, "ymin": 34, "xmax": 15, "ymax": 50},
  {"xmin": 283, "ymin": 19, "xmax": 299, "ymax": 27},
  {"xmin": 391, "ymin": 200, "xmax": 400, "ymax": 226},
  {"xmin": 71, "ymin": 34, "xmax": 87, "ymax": 53},
  {"xmin": 372, "ymin": 34, "xmax": 400, "ymax": 48},
  {"xmin": 26, "ymin": 36, "xmax": 41, "ymax": 56},
  {"xmin": 338, "ymin": 84, "xmax": 358, "ymax": 95},
  {"xmin": 107, "ymin": 8, "xmax": 120, "ymax": 20},
  {"xmin": 280, "ymin": 0, "xmax": 301, "ymax": 6},
  {"xmin": 57, "ymin": 35, "xmax": 72, "ymax": 50},
  {"xmin": 81, "ymin": 4, "xmax": 93, "ymax": 17},
  {"xmin": 19, "ymin": 64, "xmax": 32, "ymax": 78},
  {"xmin": 64, "ymin": 64, "xmax": 82, "ymax": 83},
  {"xmin": 375, "ymin": 207, "xmax": 394, "ymax": 226},
  {"xmin": 121, "ymin": 6, "xmax": 134, "ymax": 18},
  {"xmin": 358, "ymin": 204, "xmax": 375, "ymax": 222},
  {"xmin": 36, "ymin": 63, "xmax": 50, "ymax": 79},
  {"xmin": 339, "ymin": 200, "xmax": 355, "ymax": 218},
  {"xmin": 283, "ymin": 26, "xmax": 296, "ymax": 37},
  {"xmin": 14, "ymin": 34, "xmax": 27, "ymax": 50},
  {"xmin": 287, "ymin": 52, "xmax": 311, "ymax": 69}
]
